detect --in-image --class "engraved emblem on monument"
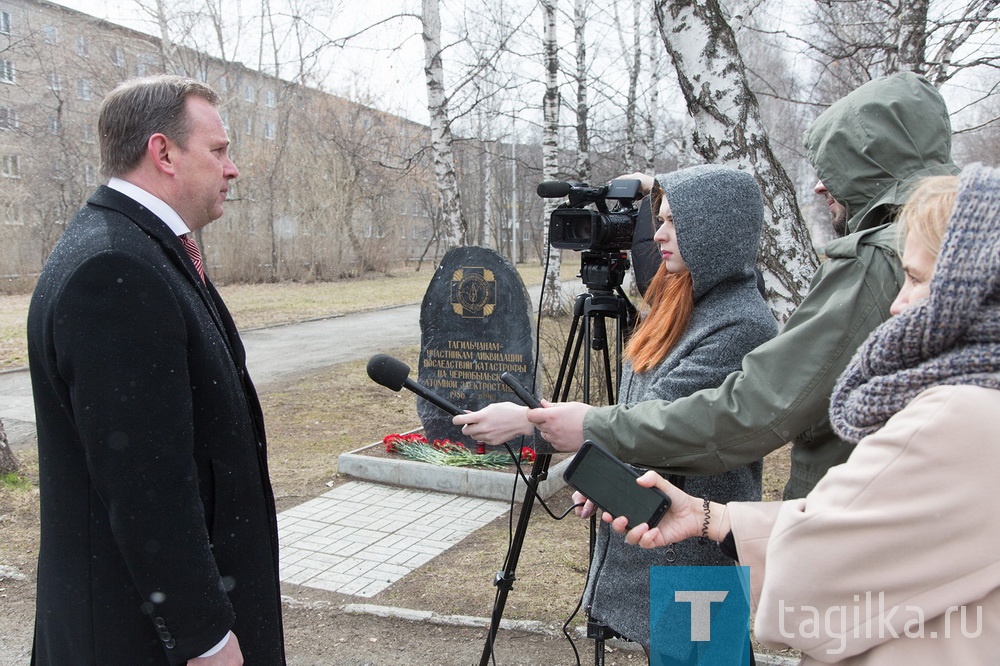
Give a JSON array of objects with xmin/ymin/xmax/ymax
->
[{"xmin": 450, "ymin": 268, "xmax": 496, "ymax": 318}]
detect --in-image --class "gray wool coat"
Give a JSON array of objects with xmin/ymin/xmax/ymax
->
[{"xmin": 583, "ymin": 165, "xmax": 778, "ymax": 648}]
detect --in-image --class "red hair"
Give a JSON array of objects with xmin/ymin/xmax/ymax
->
[{"xmin": 624, "ymin": 262, "xmax": 694, "ymax": 373}]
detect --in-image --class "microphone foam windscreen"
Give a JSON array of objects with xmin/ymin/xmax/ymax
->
[
  {"xmin": 367, "ymin": 353, "xmax": 410, "ymax": 391},
  {"xmin": 536, "ymin": 181, "xmax": 572, "ymax": 198}
]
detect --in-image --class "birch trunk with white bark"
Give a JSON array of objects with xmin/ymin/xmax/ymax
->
[
  {"xmin": 422, "ymin": 0, "xmax": 467, "ymax": 249},
  {"xmin": 655, "ymin": 0, "xmax": 818, "ymax": 321},
  {"xmin": 643, "ymin": 11, "xmax": 661, "ymax": 173},
  {"xmin": 624, "ymin": 0, "xmax": 642, "ymax": 167},
  {"xmin": 541, "ymin": 0, "xmax": 564, "ymax": 316},
  {"xmin": 573, "ymin": 0, "xmax": 590, "ymax": 182}
]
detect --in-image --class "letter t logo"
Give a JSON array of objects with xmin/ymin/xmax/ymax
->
[{"xmin": 675, "ymin": 590, "xmax": 729, "ymax": 641}]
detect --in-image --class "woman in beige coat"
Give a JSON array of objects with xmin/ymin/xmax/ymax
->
[{"xmin": 603, "ymin": 163, "xmax": 1000, "ymax": 664}]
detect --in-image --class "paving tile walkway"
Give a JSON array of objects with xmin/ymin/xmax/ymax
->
[{"xmin": 277, "ymin": 481, "xmax": 510, "ymax": 597}]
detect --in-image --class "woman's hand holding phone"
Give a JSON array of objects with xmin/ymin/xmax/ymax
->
[{"xmin": 605, "ymin": 471, "xmax": 724, "ymax": 549}]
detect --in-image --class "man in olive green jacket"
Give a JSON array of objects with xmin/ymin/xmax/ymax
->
[{"xmin": 531, "ymin": 72, "xmax": 960, "ymax": 499}]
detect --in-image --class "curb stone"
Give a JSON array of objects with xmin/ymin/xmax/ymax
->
[{"xmin": 282, "ymin": 598, "xmax": 799, "ymax": 663}]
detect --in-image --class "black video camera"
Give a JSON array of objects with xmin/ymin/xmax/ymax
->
[{"xmin": 537, "ymin": 179, "xmax": 643, "ymax": 252}]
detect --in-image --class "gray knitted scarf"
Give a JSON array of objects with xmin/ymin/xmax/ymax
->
[{"xmin": 829, "ymin": 163, "xmax": 1000, "ymax": 444}]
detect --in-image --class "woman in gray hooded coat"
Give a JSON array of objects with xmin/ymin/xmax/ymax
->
[
  {"xmin": 581, "ymin": 164, "xmax": 777, "ymax": 652},
  {"xmin": 456, "ymin": 164, "xmax": 776, "ymax": 652}
]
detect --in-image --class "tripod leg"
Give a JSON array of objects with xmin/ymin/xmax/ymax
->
[
  {"xmin": 579, "ymin": 298, "xmax": 627, "ymax": 665},
  {"xmin": 479, "ymin": 452, "xmax": 553, "ymax": 666},
  {"xmin": 480, "ymin": 288, "xmax": 632, "ymax": 665},
  {"xmin": 553, "ymin": 293, "xmax": 589, "ymax": 401},
  {"xmin": 480, "ymin": 296, "xmax": 594, "ymax": 664}
]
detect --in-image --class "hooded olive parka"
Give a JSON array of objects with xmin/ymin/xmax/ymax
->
[{"xmin": 581, "ymin": 71, "xmax": 960, "ymax": 499}]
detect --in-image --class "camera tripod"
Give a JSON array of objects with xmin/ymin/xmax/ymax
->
[{"xmin": 480, "ymin": 253, "xmax": 636, "ymax": 666}]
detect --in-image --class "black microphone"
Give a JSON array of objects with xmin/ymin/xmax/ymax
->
[
  {"xmin": 537, "ymin": 181, "xmax": 573, "ymax": 198},
  {"xmin": 366, "ymin": 354, "xmax": 464, "ymax": 416},
  {"xmin": 537, "ymin": 180, "xmax": 612, "ymax": 200}
]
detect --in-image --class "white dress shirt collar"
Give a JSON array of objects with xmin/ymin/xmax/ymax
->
[{"xmin": 107, "ymin": 177, "xmax": 191, "ymax": 237}]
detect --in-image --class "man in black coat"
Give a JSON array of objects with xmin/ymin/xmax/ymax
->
[{"xmin": 27, "ymin": 76, "xmax": 285, "ymax": 665}]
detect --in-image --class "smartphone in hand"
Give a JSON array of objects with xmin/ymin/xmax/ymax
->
[{"xmin": 563, "ymin": 440, "xmax": 671, "ymax": 529}]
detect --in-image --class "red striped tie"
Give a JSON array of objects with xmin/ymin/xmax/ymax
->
[{"xmin": 180, "ymin": 234, "xmax": 205, "ymax": 282}]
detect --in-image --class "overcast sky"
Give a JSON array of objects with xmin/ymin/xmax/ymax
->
[
  {"xmin": 50, "ymin": 0, "xmax": 433, "ymax": 123},
  {"xmin": 47, "ymin": 0, "xmax": 997, "ymax": 136}
]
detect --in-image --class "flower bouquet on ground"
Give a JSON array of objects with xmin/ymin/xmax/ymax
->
[{"xmin": 382, "ymin": 433, "xmax": 535, "ymax": 469}]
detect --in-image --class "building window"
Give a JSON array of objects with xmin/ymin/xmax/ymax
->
[
  {"xmin": 0, "ymin": 60, "xmax": 15, "ymax": 84},
  {"xmin": 244, "ymin": 116, "xmax": 252, "ymax": 135},
  {"xmin": 3, "ymin": 201, "xmax": 22, "ymax": 225},
  {"xmin": 220, "ymin": 111, "xmax": 230, "ymax": 130},
  {"xmin": 0, "ymin": 106, "xmax": 17, "ymax": 130},
  {"xmin": 136, "ymin": 54, "xmax": 157, "ymax": 77},
  {"xmin": 75, "ymin": 35, "xmax": 90, "ymax": 58},
  {"xmin": 0, "ymin": 11, "xmax": 10, "ymax": 35},
  {"xmin": 110, "ymin": 46, "xmax": 125, "ymax": 68},
  {"xmin": 218, "ymin": 76, "xmax": 228, "ymax": 94},
  {"xmin": 195, "ymin": 67, "xmax": 208, "ymax": 83},
  {"xmin": 2, "ymin": 155, "xmax": 21, "ymax": 178},
  {"xmin": 42, "ymin": 25, "xmax": 58, "ymax": 44},
  {"xmin": 264, "ymin": 89, "xmax": 276, "ymax": 107},
  {"xmin": 82, "ymin": 125, "xmax": 96, "ymax": 143},
  {"xmin": 243, "ymin": 84, "xmax": 254, "ymax": 103},
  {"xmin": 84, "ymin": 164, "xmax": 96, "ymax": 186},
  {"xmin": 47, "ymin": 72, "xmax": 61, "ymax": 92},
  {"xmin": 264, "ymin": 120, "xmax": 275, "ymax": 140},
  {"xmin": 48, "ymin": 115, "xmax": 61, "ymax": 134},
  {"xmin": 76, "ymin": 79, "xmax": 93, "ymax": 101}
]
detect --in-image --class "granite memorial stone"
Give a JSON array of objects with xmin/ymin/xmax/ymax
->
[{"xmin": 418, "ymin": 246, "xmax": 538, "ymax": 450}]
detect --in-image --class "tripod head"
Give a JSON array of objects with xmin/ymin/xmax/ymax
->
[
  {"xmin": 574, "ymin": 250, "xmax": 639, "ymax": 350},
  {"xmin": 578, "ymin": 250, "xmax": 630, "ymax": 294}
]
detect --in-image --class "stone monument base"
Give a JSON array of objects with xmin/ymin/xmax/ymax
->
[{"xmin": 337, "ymin": 442, "xmax": 571, "ymax": 501}]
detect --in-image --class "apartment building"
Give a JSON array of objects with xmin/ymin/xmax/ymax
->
[{"xmin": 0, "ymin": 0, "xmax": 496, "ymax": 284}]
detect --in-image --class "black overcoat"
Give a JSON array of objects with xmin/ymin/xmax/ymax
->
[{"xmin": 27, "ymin": 186, "xmax": 285, "ymax": 665}]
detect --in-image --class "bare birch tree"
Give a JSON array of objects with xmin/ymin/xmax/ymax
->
[
  {"xmin": 654, "ymin": 0, "xmax": 818, "ymax": 320},
  {"xmin": 572, "ymin": 0, "xmax": 591, "ymax": 182},
  {"xmin": 613, "ymin": 0, "xmax": 643, "ymax": 167},
  {"xmin": 806, "ymin": 0, "xmax": 1000, "ymax": 93},
  {"xmin": 642, "ymin": 8, "xmax": 662, "ymax": 172},
  {"xmin": 540, "ymin": 0, "xmax": 565, "ymax": 316},
  {"xmin": 421, "ymin": 0, "xmax": 468, "ymax": 248}
]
